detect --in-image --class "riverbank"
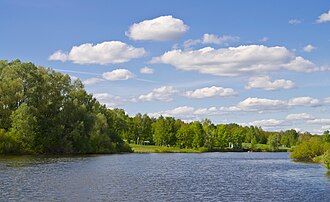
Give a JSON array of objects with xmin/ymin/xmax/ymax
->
[
  {"xmin": 130, "ymin": 144, "xmax": 201, "ymax": 153},
  {"xmin": 130, "ymin": 143, "xmax": 290, "ymax": 153}
]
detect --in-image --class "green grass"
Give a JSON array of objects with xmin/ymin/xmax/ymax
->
[
  {"xmin": 242, "ymin": 143, "xmax": 290, "ymax": 152},
  {"xmin": 129, "ymin": 144, "xmax": 201, "ymax": 153},
  {"xmin": 130, "ymin": 143, "xmax": 290, "ymax": 153}
]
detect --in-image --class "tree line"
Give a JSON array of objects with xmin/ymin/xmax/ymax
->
[
  {"xmin": 120, "ymin": 113, "xmax": 303, "ymax": 151},
  {"xmin": 0, "ymin": 60, "xmax": 328, "ymax": 156}
]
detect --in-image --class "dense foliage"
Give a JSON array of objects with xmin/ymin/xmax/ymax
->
[
  {"xmin": 0, "ymin": 60, "xmax": 130, "ymax": 154},
  {"xmin": 290, "ymin": 130, "xmax": 330, "ymax": 169}
]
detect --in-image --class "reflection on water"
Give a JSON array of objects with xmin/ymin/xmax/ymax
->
[{"xmin": 1, "ymin": 152, "xmax": 329, "ymax": 201}]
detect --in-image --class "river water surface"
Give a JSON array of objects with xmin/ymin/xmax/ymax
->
[{"xmin": 0, "ymin": 152, "xmax": 329, "ymax": 201}]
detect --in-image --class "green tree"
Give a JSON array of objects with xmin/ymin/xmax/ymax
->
[
  {"xmin": 267, "ymin": 133, "xmax": 280, "ymax": 151},
  {"xmin": 214, "ymin": 124, "xmax": 228, "ymax": 149},
  {"xmin": 176, "ymin": 123, "xmax": 193, "ymax": 148},
  {"xmin": 290, "ymin": 137, "xmax": 325, "ymax": 161},
  {"xmin": 9, "ymin": 103, "xmax": 37, "ymax": 153},
  {"xmin": 323, "ymin": 150, "xmax": 330, "ymax": 170},
  {"xmin": 152, "ymin": 116, "xmax": 167, "ymax": 146},
  {"xmin": 323, "ymin": 130, "xmax": 330, "ymax": 143},
  {"xmin": 191, "ymin": 121, "xmax": 205, "ymax": 149}
]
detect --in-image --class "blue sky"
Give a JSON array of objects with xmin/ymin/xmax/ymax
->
[{"xmin": 1, "ymin": 0, "xmax": 330, "ymax": 133}]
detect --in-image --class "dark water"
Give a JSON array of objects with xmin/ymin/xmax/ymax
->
[{"xmin": 0, "ymin": 152, "xmax": 329, "ymax": 201}]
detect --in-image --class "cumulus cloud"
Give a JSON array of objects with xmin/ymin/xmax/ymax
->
[
  {"xmin": 288, "ymin": 97, "xmax": 321, "ymax": 107},
  {"xmin": 184, "ymin": 86, "xmax": 238, "ymax": 98},
  {"xmin": 222, "ymin": 96, "xmax": 321, "ymax": 113},
  {"xmin": 202, "ymin": 34, "xmax": 239, "ymax": 45},
  {"xmin": 138, "ymin": 86, "xmax": 178, "ymax": 102},
  {"xmin": 193, "ymin": 107, "xmax": 218, "ymax": 115},
  {"xmin": 286, "ymin": 113, "xmax": 313, "ymax": 120},
  {"xmin": 164, "ymin": 106, "xmax": 195, "ymax": 116},
  {"xmin": 140, "ymin": 66, "xmax": 155, "ymax": 74},
  {"xmin": 303, "ymin": 44, "xmax": 316, "ymax": 53},
  {"xmin": 49, "ymin": 51, "xmax": 69, "ymax": 62},
  {"xmin": 151, "ymin": 45, "xmax": 318, "ymax": 76},
  {"xmin": 83, "ymin": 77, "xmax": 105, "ymax": 85},
  {"xmin": 94, "ymin": 93, "xmax": 121, "ymax": 108},
  {"xmin": 248, "ymin": 119, "xmax": 285, "ymax": 127},
  {"xmin": 316, "ymin": 10, "xmax": 330, "ymax": 23},
  {"xmin": 321, "ymin": 66, "xmax": 330, "ymax": 71},
  {"xmin": 283, "ymin": 56, "xmax": 317, "ymax": 72},
  {"xmin": 321, "ymin": 125, "xmax": 330, "ymax": 130},
  {"xmin": 102, "ymin": 69, "xmax": 134, "ymax": 81},
  {"xmin": 148, "ymin": 105, "xmax": 224, "ymax": 121},
  {"xmin": 147, "ymin": 95, "xmax": 325, "ymax": 123},
  {"xmin": 126, "ymin": 15, "xmax": 189, "ymax": 41},
  {"xmin": 49, "ymin": 41, "xmax": 146, "ymax": 65},
  {"xmin": 246, "ymin": 76, "xmax": 295, "ymax": 90},
  {"xmin": 184, "ymin": 33, "xmax": 239, "ymax": 49},
  {"xmin": 324, "ymin": 97, "xmax": 330, "ymax": 104},
  {"xmin": 236, "ymin": 97, "xmax": 288, "ymax": 112},
  {"xmin": 288, "ymin": 19, "xmax": 302, "ymax": 24},
  {"xmin": 307, "ymin": 118, "xmax": 330, "ymax": 124}
]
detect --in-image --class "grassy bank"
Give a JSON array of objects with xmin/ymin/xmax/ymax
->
[
  {"xmin": 242, "ymin": 143, "xmax": 290, "ymax": 152},
  {"xmin": 130, "ymin": 144, "xmax": 202, "ymax": 153},
  {"xmin": 130, "ymin": 143, "xmax": 290, "ymax": 153}
]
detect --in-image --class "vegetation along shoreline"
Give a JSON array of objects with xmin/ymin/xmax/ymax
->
[{"xmin": 0, "ymin": 60, "xmax": 329, "ymax": 170}]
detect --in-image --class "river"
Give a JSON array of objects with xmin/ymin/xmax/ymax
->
[{"xmin": 0, "ymin": 152, "xmax": 329, "ymax": 201}]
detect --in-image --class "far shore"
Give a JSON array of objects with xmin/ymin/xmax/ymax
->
[{"xmin": 129, "ymin": 143, "xmax": 290, "ymax": 153}]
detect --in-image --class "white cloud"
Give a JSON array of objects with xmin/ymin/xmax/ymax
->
[
  {"xmin": 316, "ymin": 10, "xmax": 330, "ymax": 23},
  {"xmin": 102, "ymin": 69, "xmax": 134, "ymax": 81},
  {"xmin": 183, "ymin": 33, "xmax": 239, "ymax": 49},
  {"xmin": 324, "ymin": 97, "xmax": 330, "ymax": 104},
  {"xmin": 202, "ymin": 34, "xmax": 239, "ymax": 45},
  {"xmin": 126, "ymin": 15, "xmax": 189, "ymax": 41},
  {"xmin": 94, "ymin": 93, "xmax": 121, "ymax": 108},
  {"xmin": 222, "ymin": 96, "xmax": 321, "ymax": 113},
  {"xmin": 288, "ymin": 19, "xmax": 302, "ymax": 24},
  {"xmin": 148, "ymin": 105, "xmax": 224, "ymax": 121},
  {"xmin": 147, "ymin": 95, "xmax": 325, "ymax": 124},
  {"xmin": 83, "ymin": 77, "xmax": 105, "ymax": 85},
  {"xmin": 303, "ymin": 44, "xmax": 316, "ymax": 53},
  {"xmin": 138, "ymin": 86, "xmax": 178, "ymax": 102},
  {"xmin": 246, "ymin": 76, "xmax": 295, "ymax": 90},
  {"xmin": 164, "ymin": 106, "xmax": 195, "ymax": 116},
  {"xmin": 184, "ymin": 86, "xmax": 238, "ymax": 98},
  {"xmin": 307, "ymin": 118, "xmax": 330, "ymax": 124},
  {"xmin": 321, "ymin": 125, "xmax": 330, "ymax": 130},
  {"xmin": 283, "ymin": 56, "xmax": 317, "ymax": 72},
  {"xmin": 236, "ymin": 97, "xmax": 288, "ymax": 112},
  {"xmin": 49, "ymin": 41, "xmax": 146, "ymax": 65},
  {"xmin": 248, "ymin": 119, "xmax": 285, "ymax": 127},
  {"xmin": 321, "ymin": 66, "xmax": 330, "ymax": 71},
  {"xmin": 151, "ymin": 45, "xmax": 318, "ymax": 76},
  {"xmin": 288, "ymin": 97, "xmax": 320, "ymax": 107},
  {"xmin": 148, "ymin": 106, "xmax": 194, "ymax": 120},
  {"xmin": 49, "ymin": 51, "xmax": 69, "ymax": 62},
  {"xmin": 193, "ymin": 107, "xmax": 218, "ymax": 115},
  {"xmin": 140, "ymin": 66, "xmax": 155, "ymax": 74},
  {"xmin": 286, "ymin": 113, "xmax": 313, "ymax": 120}
]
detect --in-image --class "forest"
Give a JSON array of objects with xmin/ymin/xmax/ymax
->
[{"xmin": 0, "ymin": 60, "xmax": 329, "ymax": 169}]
